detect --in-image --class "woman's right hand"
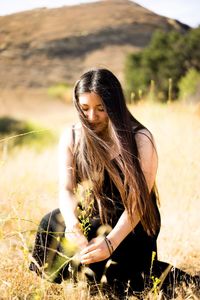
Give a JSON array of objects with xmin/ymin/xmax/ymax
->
[{"xmin": 65, "ymin": 223, "xmax": 89, "ymax": 251}]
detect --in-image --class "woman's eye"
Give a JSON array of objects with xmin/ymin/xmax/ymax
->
[{"xmin": 81, "ymin": 107, "xmax": 104, "ymax": 112}]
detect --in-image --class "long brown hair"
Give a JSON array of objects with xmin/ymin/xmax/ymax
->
[{"xmin": 73, "ymin": 68, "xmax": 160, "ymax": 236}]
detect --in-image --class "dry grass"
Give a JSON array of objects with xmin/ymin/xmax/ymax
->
[
  {"xmin": 131, "ymin": 102, "xmax": 200, "ymax": 274},
  {"xmin": 0, "ymin": 101, "xmax": 199, "ymax": 299}
]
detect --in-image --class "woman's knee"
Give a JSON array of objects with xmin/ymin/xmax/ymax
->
[{"xmin": 39, "ymin": 208, "xmax": 63, "ymax": 231}]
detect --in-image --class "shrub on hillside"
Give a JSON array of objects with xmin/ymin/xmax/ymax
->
[
  {"xmin": 178, "ymin": 69, "xmax": 200, "ymax": 103},
  {"xmin": 125, "ymin": 27, "xmax": 200, "ymax": 102},
  {"xmin": 47, "ymin": 83, "xmax": 72, "ymax": 102}
]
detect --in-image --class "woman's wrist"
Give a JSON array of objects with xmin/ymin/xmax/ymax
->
[
  {"xmin": 65, "ymin": 221, "xmax": 80, "ymax": 231},
  {"xmin": 106, "ymin": 210, "xmax": 137, "ymax": 252},
  {"xmin": 64, "ymin": 216, "xmax": 80, "ymax": 232},
  {"xmin": 104, "ymin": 236, "xmax": 114, "ymax": 256},
  {"xmin": 105, "ymin": 234, "xmax": 118, "ymax": 252}
]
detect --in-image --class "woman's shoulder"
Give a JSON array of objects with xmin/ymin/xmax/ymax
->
[
  {"xmin": 134, "ymin": 127, "xmax": 154, "ymax": 142},
  {"xmin": 59, "ymin": 123, "xmax": 81, "ymax": 151},
  {"xmin": 133, "ymin": 127, "xmax": 157, "ymax": 157},
  {"xmin": 132, "ymin": 127, "xmax": 158, "ymax": 190}
]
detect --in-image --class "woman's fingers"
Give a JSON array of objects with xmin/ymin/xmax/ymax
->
[
  {"xmin": 80, "ymin": 249, "xmax": 100, "ymax": 264},
  {"xmin": 80, "ymin": 237, "xmax": 111, "ymax": 264},
  {"xmin": 65, "ymin": 229, "xmax": 88, "ymax": 249},
  {"xmin": 80, "ymin": 240, "xmax": 97, "ymax": 255},
  {"xmin": 64, "ymin": 232, "xmax": 111, "ymax": 264}
]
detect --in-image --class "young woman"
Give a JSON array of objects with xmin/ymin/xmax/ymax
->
[{"xmin": 30, "ymin": 69, "xmax": 198, "ymax": 298}]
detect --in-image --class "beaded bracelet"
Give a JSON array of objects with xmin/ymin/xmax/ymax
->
[
  {"xmin": 104, "ymin": 236, "xmax": 114, "ymax": 256},
  {"xmin": 106, "ymin": 236, "xmax": 114, "ymax": 253}
]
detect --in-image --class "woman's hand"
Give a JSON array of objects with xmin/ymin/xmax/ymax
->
[
  {"xmin": 65, "ymin": 223, "xmax": 88, "ymax": 250},
  {"xmin": 80, "ymin": 236, "xmax": 111, "ymax": 264}
]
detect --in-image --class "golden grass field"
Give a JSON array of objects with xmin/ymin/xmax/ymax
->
[{"xmin": 0, "ymin": 98, "xmax": 199, "ymax": 299}]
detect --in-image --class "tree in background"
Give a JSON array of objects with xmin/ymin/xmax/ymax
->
[
  {"xmin": 125, "ymin": 27, "xmax": 200, "ymax": 102},
  {"xmin": 178, "ymin": 68, "xmax": 200, "ymax": 103}
]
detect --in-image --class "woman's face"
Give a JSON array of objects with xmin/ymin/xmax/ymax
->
[{"xmin": 78, "ymin": 92, "xmax": 109, "ymax": 133}]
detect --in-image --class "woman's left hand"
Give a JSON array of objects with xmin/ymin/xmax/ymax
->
[{"xmin": 80, "ymin": 236, "xmax": 111, "ymax": 264}]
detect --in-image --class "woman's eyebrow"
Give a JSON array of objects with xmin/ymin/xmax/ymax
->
[{"xmin": 80, "ymin": 104, "xmax": 103, "ymax": 107}]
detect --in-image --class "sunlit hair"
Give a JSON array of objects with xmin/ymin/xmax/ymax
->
[{"xmin": 73, "ymin": 68, "xmax": 160, "ymax": 236}]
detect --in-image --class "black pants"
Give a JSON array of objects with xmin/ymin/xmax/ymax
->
[{"xmin": 30, "ymin": 209, "xmax": 199, "ymax": 299}]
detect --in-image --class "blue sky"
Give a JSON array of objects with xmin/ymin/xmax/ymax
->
[{"xmin": 0, "ymin": 0, "xmax": 199, "ymax": 28}]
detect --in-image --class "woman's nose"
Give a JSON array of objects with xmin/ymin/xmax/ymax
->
[{"xmin": 87, "ymin": 110, "xmax": 98, "ymax": 122}]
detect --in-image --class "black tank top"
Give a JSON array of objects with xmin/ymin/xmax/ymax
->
[{"xmin": 71, "ymin": 125, "xmax": 160, "ymax": 230}]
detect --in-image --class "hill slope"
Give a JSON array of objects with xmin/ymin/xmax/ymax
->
[{"xmin": 0, "ymin": 0, "xmax": 189, "ymax": 89}]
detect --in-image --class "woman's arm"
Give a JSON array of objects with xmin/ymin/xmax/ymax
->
[
  {"xmin": 135, "ymin": 129, "xmax": 158, "ymax": 191},
  {"xmin": 80, "ymin": 129, "xmax": 158, "ymax": 264},
  {"xmin": 107, "ymin": 129, "xmax": 158, "ymax": 247},
  {"xmin": 58, "ymin": 127, "xmax": 88, "ymax": 249}
]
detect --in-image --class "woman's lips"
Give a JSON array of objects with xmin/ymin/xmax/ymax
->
[{"xmin": 89, "ymin": 123, "xmax": 100, "ymax": 130}]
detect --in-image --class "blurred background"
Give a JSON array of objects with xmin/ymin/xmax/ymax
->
[
  {"xmin": 0, "ymin": 1, "xmax": 200, "ymax": 298},
  {"xmin": 0, "ymin": 0, "xmax": 200, "ymax": 127}
]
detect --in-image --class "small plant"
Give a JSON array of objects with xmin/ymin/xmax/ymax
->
[
  {"xmin": 75, "ymin": 182, "xmax": 94, "ymax": 238},
  {"xmin": 149, "ymin": 251, "xmax": 161, "ymax": 298},
  {"xmin": 149, "ymin": 251, "xmax": 173, "ymax": 298}
]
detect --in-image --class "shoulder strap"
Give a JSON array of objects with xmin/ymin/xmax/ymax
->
[
  {"xmin": 72, "ymin": 125, "xmax": 75, "ymax": 149},
  {"xmin": 132, "ymin": 123, "xmax": 145, "ymax": 134}
]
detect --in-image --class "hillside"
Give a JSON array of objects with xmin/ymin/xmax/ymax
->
[{"xmin": 0, "ymin": 0, "xmax": 190, "ymax": 89}]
